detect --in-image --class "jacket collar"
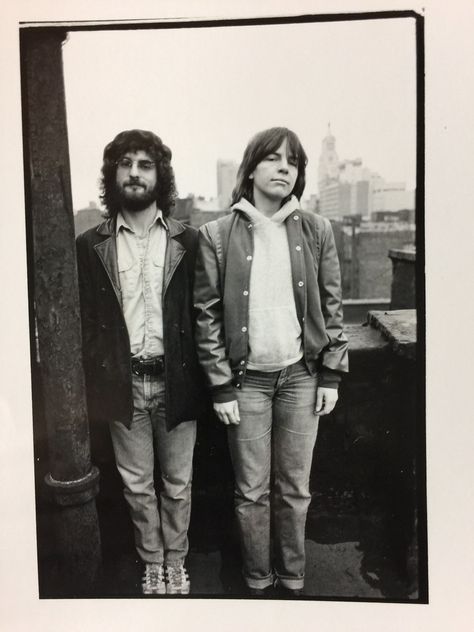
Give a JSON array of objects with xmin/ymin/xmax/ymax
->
[
  {"xmin": 94, "ymin": 214, "xmax": 186, "ymax": 301},
  {"xmin": 96, "ymin": 215, "xmax": 185, "ymax": 238}
]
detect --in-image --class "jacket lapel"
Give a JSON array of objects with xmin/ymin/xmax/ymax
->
[
  {"xmin": 94, "ymin": 220, "xmax": 122, "ymax": 304},
  {"xmin": 163, "ymin": 218, "xmax": 186, "ymax": 295},
  {"xmin": 286, "ymin": 215, "xmax": 306, "ymax": 325}
]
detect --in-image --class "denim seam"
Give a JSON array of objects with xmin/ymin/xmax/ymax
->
[
  {"xmin": 276, "ymin": 425, "xmax": 317, "ymax": 437},
  {"xmin": 234, "ymin": 427, "xmax": 272, "ymax": 442}
]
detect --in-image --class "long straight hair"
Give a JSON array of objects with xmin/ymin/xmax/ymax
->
[{"xmin": 231, "ymin": 127, "xmax": 308, "ymax": 206}]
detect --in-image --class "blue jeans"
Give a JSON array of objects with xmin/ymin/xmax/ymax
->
[
  {"xmin": 109, "ymin": 373, "xmax": 196, "ymax": 564},
  {"xmin": 227, "ymin": 359, "xmax": 319, "ymax": 590}
]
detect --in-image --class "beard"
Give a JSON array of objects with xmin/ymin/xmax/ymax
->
[{"xmin": 114, "ymin": 181, "xmax": 159, "ymax": 212}]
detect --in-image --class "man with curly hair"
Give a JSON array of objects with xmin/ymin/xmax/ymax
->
[{"xmin": 76, "ymin": 129, "xmax": 204, "ymax": 595}]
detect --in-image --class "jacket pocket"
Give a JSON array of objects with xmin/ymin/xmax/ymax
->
[{"xmin": 118, "ymin": 254, "xmax": 139, "ymax": 301}]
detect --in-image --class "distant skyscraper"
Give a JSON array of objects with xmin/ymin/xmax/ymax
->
[
  {"xmin": 318, "ymin": 124, "xmax": 342, "ymax": 218},
  {"xmin": 217, "ymin": 159, "xmax": 238, "ymax": 209},
  {"xmin": 317, "ymin": 126, "xmax": 414, "ymax": 220}
]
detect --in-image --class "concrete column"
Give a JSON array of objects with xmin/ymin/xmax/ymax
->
[
  {"xmin": 389, "ymin": 246, "xmax": 416, "ymax": 309},
  {"xmin": 21, "ymin": 27, "xmax": 101, "ymax": 595}
]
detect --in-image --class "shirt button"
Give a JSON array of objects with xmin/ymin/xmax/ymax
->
[
  {"xmin": 241, "ymin": 326, "xmax": 247, "ymax": 333},
  {"xmin": 296, "ymin": 245, "xmax": 302, "ymax": 251},
  {"xmin": 246, "ymin": 255, "xmax": 252, "ymax": 261},
  {"xmin": 240, "ymin": 360, "xmax": 245, "ymax": 365},
  {"xmin": 298, "ymin": 281, "xmax": 304, "ymax": 287},
  {"xmin": 243, "ymin": 290, "xmax": 249, "ymax": 296},
  {"xmin": 238, "ymin": 371, "xmax": 243, "ymax": 375},
  {"xmin": 100, "ymin": 287, "xmax": 106, "ymax": 293},
  {"xmin": 293, "ymin": 215, "xmax": 299, "ymax": 220}
]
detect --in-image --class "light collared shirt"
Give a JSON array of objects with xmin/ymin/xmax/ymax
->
[{"xmin": 116, "ymin": 210, "xmax": 168, "ymax": 358}]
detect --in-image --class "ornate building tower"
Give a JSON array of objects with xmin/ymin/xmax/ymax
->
[{"xmin": 318, "ymin": 124, "xmax": 341, "ymax": 218}]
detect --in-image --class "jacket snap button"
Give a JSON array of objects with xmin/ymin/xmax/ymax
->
[
  {"xmin": 293, "ymin": 215, "xmax": 299, "ymax": 220},
  {"xmin": 298, "ymin": 281, "xmax": 304, "ymax": 287},
  {"xmin": 241, "ymin": 326, "xmax": 247, "ymax": 333},
  {"xmin": 296, "ymin": 245, "xmax": 302, "ymax": 251},
  {"xmin": 246, "ymin": 255, "xmax": 252, "ymax": 261},
  {"xmin": 100, "ymin": 324, "xmax": 106, "ymax": 330},
  {"xmin": 243, "ymin": 290, "xmax": 249, "ymax": 296},
  {"xmin": 240, "ymin": 360, "xmax": 245, "ymax": 365},
  {"xmin": 100, "ymin": 287, "xmax": 106, "ymax": 293}
]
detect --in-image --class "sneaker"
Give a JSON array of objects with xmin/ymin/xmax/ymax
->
[
  {"xmin": 274, "ymin": 578, "xmax": 303, "ymax": 598},
  {"xmin": 142, "ymin": 563, "xmax": 166, "ymax": 595},
  {"xmin": 247, "ymin": 585, "xmax": 274, "ymax": 597},
  {"xmin": 166, "ymin": 563, "xmax": 190, "ymax": 595}
]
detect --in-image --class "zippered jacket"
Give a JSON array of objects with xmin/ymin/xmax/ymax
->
[{"xmin": 193, "ymin": 206, "xmax": 349, "ymax": 403}]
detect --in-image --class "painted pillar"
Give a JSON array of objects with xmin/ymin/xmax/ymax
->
[{"xmin": 21, "ymin": 27, "xmax": 101, "ymax": 595}]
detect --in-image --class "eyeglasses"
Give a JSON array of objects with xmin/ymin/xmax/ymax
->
[{"xmin": 116, "ymin": 157, "xmax": 156, "ymax": 172}]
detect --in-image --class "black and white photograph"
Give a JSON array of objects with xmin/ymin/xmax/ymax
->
[{"xmin": 1, "ymin": 0, "xmax": 473, "ymax": 630}]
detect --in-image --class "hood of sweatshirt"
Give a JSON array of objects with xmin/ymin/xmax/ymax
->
[{"xmin": 232, "ymin": 195, "xmax": 300, "ymax": 225}]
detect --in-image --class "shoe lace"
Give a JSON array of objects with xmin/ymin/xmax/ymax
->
[
  {"xmin": 167, "ymin": 564, "xmax": 188, "ymax": 587},
  {"xmin": 143, "ymin": 563, "xmax": 164, "ymax": 588}
]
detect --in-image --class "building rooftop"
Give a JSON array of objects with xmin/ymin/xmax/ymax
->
[{"xmin": 342, "ymin": 222, "xmax": 415, "ymax": 234}]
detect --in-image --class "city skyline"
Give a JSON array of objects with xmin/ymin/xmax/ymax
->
[{"xmin": 63, "ymin": 18, "xmax": 417, "ymax": 210}]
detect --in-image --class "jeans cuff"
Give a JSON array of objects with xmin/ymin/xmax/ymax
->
[
  {"xmin": 140, "ymin": 555, "xmax": 164, "ymax": 565},
  {"xmin": 245, "ymin": 572, "xmax": 275, "ymax": 590},
  {"xmin": 275, "ymin": 574, "xmax": 305, "ymax": 590},
  {"xmin": 165, "ymin": 557, "xmax": 186, "ymax": 567}
]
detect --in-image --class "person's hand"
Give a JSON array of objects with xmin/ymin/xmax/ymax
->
[
  {"xmin": 314, "ymin": 387, "xmax": 338, "ymax": 416},
  {"xmin": 213, "ymin": 400, "xmax": 240, "ymax": 425}
]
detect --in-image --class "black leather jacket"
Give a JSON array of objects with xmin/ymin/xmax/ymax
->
[{"xmin": 76, "ymin": 217, "xmax": 206, "ymax": 429}]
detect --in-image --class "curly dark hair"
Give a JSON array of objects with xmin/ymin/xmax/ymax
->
[
  {"xmin": 231, "ymin": 127, "xmax": 308, "ymax": 206},
  {"xmin": 100, "ymin": 129, "xmax": 177, "ymax": 218}
]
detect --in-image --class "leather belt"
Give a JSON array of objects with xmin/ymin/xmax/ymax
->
[{"xmin": 131, "ymin": 356, "xmax": 165, "ymax": 376}]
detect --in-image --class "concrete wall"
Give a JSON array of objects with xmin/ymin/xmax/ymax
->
[{"xmin": 338, "ymin": 224, "xmax": 415, "ymax": 299}]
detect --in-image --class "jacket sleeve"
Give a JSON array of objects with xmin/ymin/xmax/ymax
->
[
  {"xmin": 318, "ymin": 218, "xmax": 349, "ymax": 375},
  {"xmin": 193, "ymin": 225, "xmax": 235, "ymax": 403}
]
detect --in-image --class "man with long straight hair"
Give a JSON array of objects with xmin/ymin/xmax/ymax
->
[
  {"xmin": 194, "ymin": 126, "xmax": 348, "ymax": 596},
  {"xmin": 76, "ymin": 129, "xmax": 204, "ymax": 595}
]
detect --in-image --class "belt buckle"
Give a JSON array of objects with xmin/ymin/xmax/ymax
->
[{"xmin": 132, "ymin": 358, "xmax": 143, "ymax": 376}]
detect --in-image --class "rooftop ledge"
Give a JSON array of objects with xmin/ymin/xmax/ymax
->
[
  {"xmin": 389, "ymin": 246, "xmax": 416, "ymax": 262},
  {"xmin": 345, "ymin": 309, "xmax": 417, "ymax": 361},
  {"xmin": 367, "ymin": 309, "xmax": 416, "ymax": 360}
]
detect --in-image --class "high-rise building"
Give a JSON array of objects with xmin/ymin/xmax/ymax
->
[
  {"xmin": 318, "ymin": 124, "xmax": 341, "ymax": 218},
  {"xmin": 217, "ymin": 159, "xmax": 239, "ymax": 209},
  {"xmin": 317, "ymin": 126, "xmax": 414, "ymax": 220}
]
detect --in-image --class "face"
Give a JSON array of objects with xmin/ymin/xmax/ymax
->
[
  {"xmin": 250, "ymin": 138, "xmax": 298, "ymax": 204},
  {"xmin": 115, "ymin": 149, "xmax": 158, "ymax": 212}
]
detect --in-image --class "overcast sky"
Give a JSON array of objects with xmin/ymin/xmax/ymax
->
[{"xmin": 62, "ymin": 16, "xmax": 417, "ymax": 210}]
